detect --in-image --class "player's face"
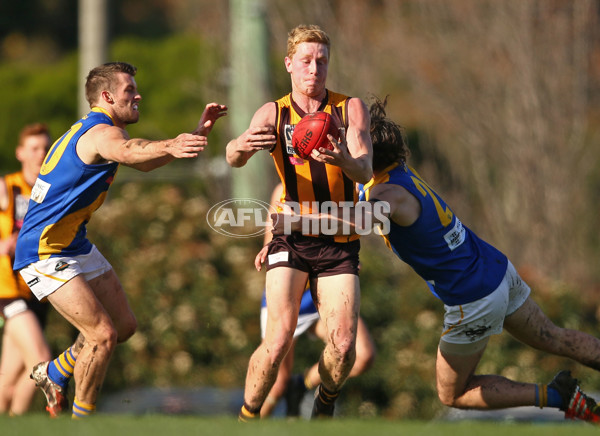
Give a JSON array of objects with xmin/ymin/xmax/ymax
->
[
  {"xmin": 285, "ymin": 42, "xmax": 329, "ymax": 98},
  {"xmin": 111, "ymin": 72, "xmax": 142, "ymax": 126},
  {"xmin": 17, "ymin": 133, "xmax": 51, "ymax": 174}
]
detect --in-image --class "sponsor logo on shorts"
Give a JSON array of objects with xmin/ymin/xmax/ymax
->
[
  {"xmin": 55, "ymin": 261, "xmax": 69, "ymax": 271},
  {"xmin": 27, "ymin": 277, "xmax": 40, "ymax": 287}
]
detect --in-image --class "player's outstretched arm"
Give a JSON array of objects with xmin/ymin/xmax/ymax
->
[
  {"xmin": 88, "ymin": 125, "xmax": 205, "ymax": 171},
  {"xmin": 80, "ymin": 103, "xmax": 227, "ymax": 171}
]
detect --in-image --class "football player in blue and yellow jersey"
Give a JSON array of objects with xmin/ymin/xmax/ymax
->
[
  {"xmin": 227, "ymin": 24, "xmax": 372, "ymax": 420},
  {"xmin": 269, "ymin": 97, "xmax": 600, "ymax": 424},
  {"xmin": 14, "ymin": 62, "xmax": 227, "ymax": 418}
]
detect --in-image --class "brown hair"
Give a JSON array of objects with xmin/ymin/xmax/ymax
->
[
  {"xmin": 18, "ymin": 123, "xmax": 50, "ymax": 148},
  {"xmin": 287, "ymin": 24, "xmax": 331, "ymax": 59},
  {"xmin": 369, "ymin": 96, "xmax": 410, "ymax": 172},
  {"xmin": 85, "ymin": 62, "xmax": 137, "ymax": 107}
]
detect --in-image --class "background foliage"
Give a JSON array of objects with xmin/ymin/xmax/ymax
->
[{"xmin": 2, "ymin": 0, "xmax": 600, "ymax": 420}]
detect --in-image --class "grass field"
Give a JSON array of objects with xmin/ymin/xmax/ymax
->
[{"xmin": 1, "ymin": 414, "xmax": 599, "ymax": 436}]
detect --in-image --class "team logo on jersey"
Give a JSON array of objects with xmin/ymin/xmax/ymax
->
[
  {"xmin": 283, "ymin": 124, "xmax": 296, "ymax": 155},
  {"xmin": 55, "ymin": 261, "xmax": 69, "ymax": 271},
  {"xmin": 283, "ymin": 124, "xmax": 304, "ymax": 165}
]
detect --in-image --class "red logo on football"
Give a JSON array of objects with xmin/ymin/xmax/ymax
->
[{"xmin": 292, "ymin": 112, "xmax": 340, "ymax": 160}]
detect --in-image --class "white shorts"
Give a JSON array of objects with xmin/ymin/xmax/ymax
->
[
  {"xmin": 440, "ymin": 261, "xmax": 530, "ymax": 350},
  {"xmin": 260, "ymin": 307, "xmax": 321, "ymax": 340},
  {"xmin": 19, "ymin": 245, "xmax": 112, "ymax": 301}
]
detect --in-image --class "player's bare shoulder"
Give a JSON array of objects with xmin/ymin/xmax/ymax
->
[
  {"xmin": 371, "ymin": 183, "xmax": 420, "ymax": 227},
  {"xmin": 250, "ymin": 101, "xmax": 277, "ymax": 129},
  {"xmin": 76, "ymin": 123, "xmax": 128, "ymax": 165},
  {"xmin": 369, "ymin": 182, "xmax": 395, "ymax": 201}
]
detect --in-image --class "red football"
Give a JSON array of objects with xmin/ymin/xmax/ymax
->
[{"xmin": 292, "ymin": 112, "xmax": 340, "ymax": 160}]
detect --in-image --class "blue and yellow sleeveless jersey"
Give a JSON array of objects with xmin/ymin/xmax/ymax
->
[
  {"xmin": 14, "ymin": 108, "xmax": 119, "ymax": 270},
  {"xmin": 360, "ymin": 163, "xmax": 508, "ymax": 306}
]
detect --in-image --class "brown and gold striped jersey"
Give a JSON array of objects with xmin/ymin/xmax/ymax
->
[{"xmin": 270, "ymin": 90, "xmax": 359, "ymax": 243}]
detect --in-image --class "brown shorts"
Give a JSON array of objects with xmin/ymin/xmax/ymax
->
[{"xmin": 266, "ymin": 233, "xmax": 360, "ymax": 278}]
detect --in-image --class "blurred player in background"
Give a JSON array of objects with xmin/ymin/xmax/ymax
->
[
  {"xmin": 227, "ymin": 24, "xmax": 372, "ymax": 420},
  {"xmin": 270, "ymin": 97, "xmax": 600, "ymax": 424},
  {"xmin": 14, "ymin": 62, "xmax": 227, "ymax": 419},
  {"xmin": 0, "ymin": 123, "xmax": 53, "ymax": 415},
  {"xmin": 257, "ymin": 184, "xmax": 375, "ymax": 418}
]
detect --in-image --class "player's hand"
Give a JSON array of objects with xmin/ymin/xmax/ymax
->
[
  {"xmin": 168, "ymin": 133, "xmax": 208, "ymax": 158},
  {"xmin": 235, "ymin": 126, "xmax": 276, "ymax": 152},
  {"xmin": 254, "ymin": 245, "xmax": 269, "ymax": 271},
  {"xmin": 310, "ymin": 128, "xmax": 351, "ymax": 166},
  {"xmin": 311, "ymin": 128, "xmax": 372, "ymax": 183},
  {"xmin": 195, "ymin": 103, "xmax": 228, "ymax": 136}
]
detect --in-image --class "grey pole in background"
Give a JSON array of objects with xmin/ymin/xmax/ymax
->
[
  {"xmin": 78, "ymin": 0, "xmax": 107, "ymax": 117},
  {"xmin": 229, "ymin": 0, "xmax": 272, "ymax": 201}
]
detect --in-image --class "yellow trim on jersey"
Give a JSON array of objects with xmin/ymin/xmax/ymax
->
[
  {"xmin": 90, "ymin": 106, "xmax": 115, "ymax": 122},
  {"xmin": 38, "ymin": 192, "xmax": 107, "ymax": 259},
  {"xmin": 361, "ymin": 162, "xmax": 399, "ymax": 201},
  {"xmin": 41, "ymin": 124, "xmax": 82, "ymax": 176}
]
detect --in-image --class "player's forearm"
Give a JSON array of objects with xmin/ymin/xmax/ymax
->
[
  {"xmin": 118, "ymin": 138, "xmax": 171, "ymax": 165},
  {"xmin": 126, "ymin": 155, "xmax": 175, "ymax": 172},
  {"xmin": 341, "ymin": 155, "xmax": 373, "ymax": 184},
  {"xmin": 226, "ymin": 138, "xmax": 256, "ymax": 167}
]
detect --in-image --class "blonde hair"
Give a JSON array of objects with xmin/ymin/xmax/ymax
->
[{"xmin": 287, "ymin": 24, "xmax": 331, "ymax": 59}]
